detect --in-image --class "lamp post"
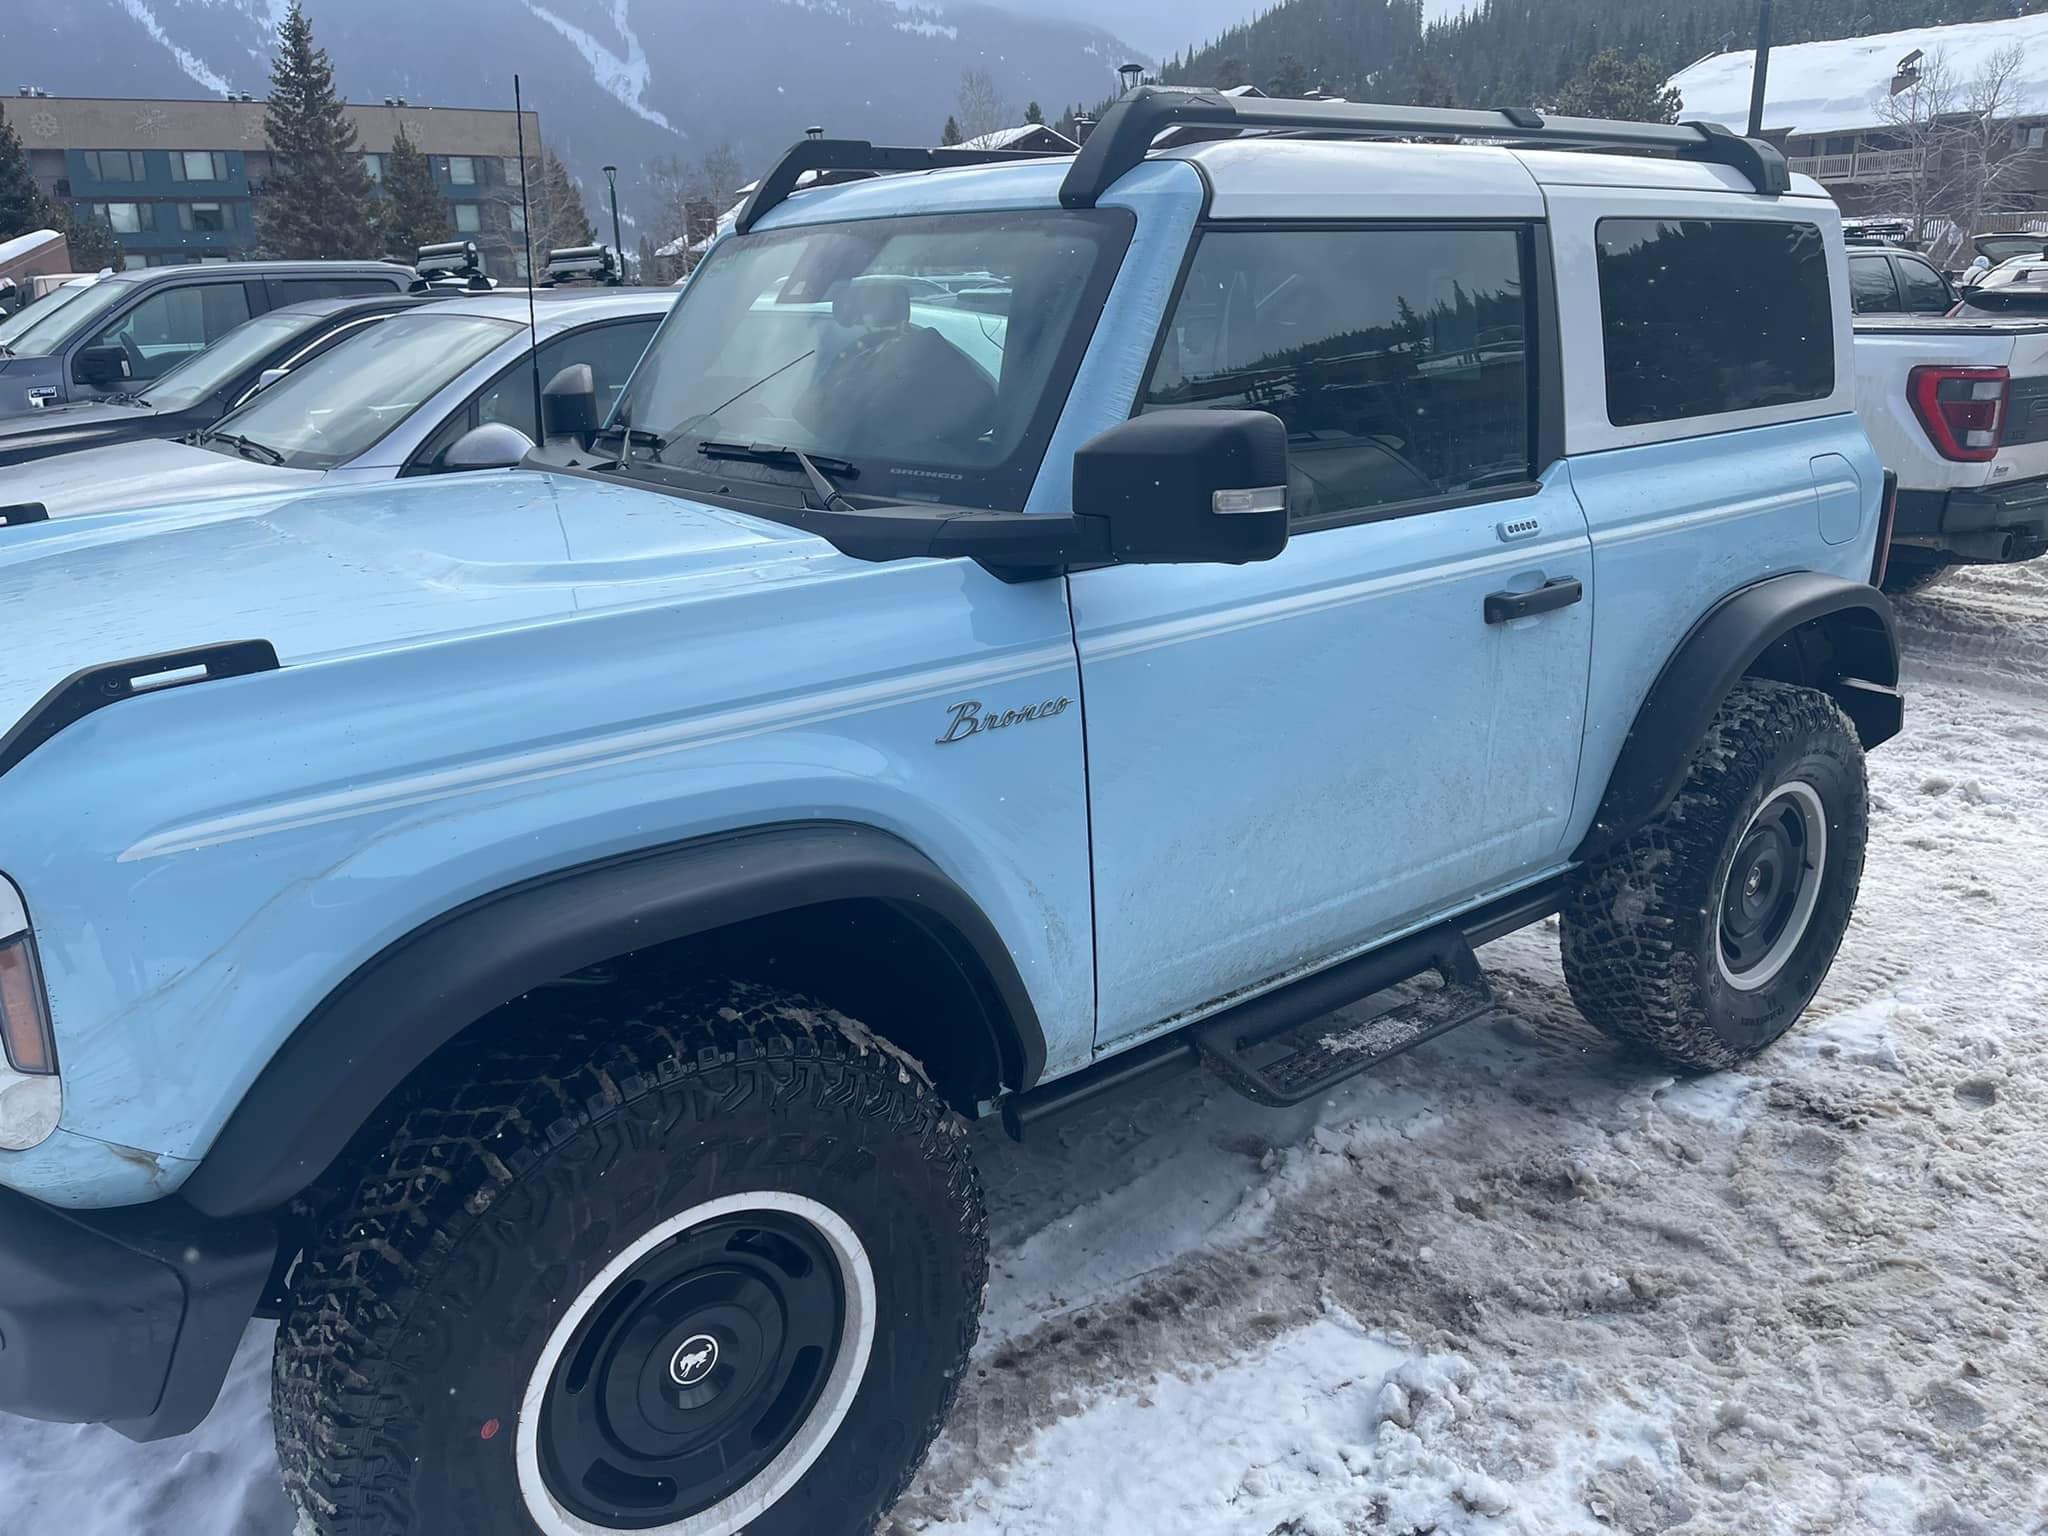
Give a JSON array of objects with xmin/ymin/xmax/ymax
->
[
  {"xmin": 1747, "ymin": 0, "xmax": 1774, "ymax": 138},
  {"xmin": 602, "ymin": 164, "xmax": 624, "ymax": 281}
]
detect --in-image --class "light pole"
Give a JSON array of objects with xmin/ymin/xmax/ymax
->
[
  {"xmin": 602, "ymin": 164, "xmax": 624, "ymax": 282},
  {"xmin": 1747, "ymin": 0, "xmax": 1774, "ymax": 138}
]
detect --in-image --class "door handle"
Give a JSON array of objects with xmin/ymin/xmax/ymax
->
[{"xmin": 1484, "ymin": 577, "xmax": 1583, "ymax": 624}]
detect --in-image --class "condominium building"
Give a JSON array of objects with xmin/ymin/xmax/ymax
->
[{"xmin": 11, "ymin": 93, "xmax": 542, "ymax": 276}]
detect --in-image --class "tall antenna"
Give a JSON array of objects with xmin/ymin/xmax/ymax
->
[{"xmin": 514, "ymin": 72, "xmax": 543, "ymax": 439}]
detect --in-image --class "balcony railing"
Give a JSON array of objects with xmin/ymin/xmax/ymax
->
[{"xmin": 1787, "ymin": 148, "xmax": 1917, "ymax": 182}]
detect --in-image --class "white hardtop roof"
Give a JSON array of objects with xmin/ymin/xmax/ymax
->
[
  {"xmin": 1669, "ymin": 13, "xmax": 2048, "ymax": 136},
  {"xmin": 0, "ymin": 229, "xmax": 63, "ymax": 267},
  {"xmin": 1169, "ymin": 137, "xmax": 1826, "ymax": 219}
]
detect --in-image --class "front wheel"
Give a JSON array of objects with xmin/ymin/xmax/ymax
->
[
  {"xmin": 1561, "ymin": 679, "xmax": 1869, "ymax": 1070},
  {"xmin": 273, "ymin": 980, "xmax": 986, "ymax": 1536}
]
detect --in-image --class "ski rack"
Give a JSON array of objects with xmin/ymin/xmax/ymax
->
[
  {"xmin": 734, "ymin": 142, "xmax": 1067, "ymax": 234},
  {"xmin": 1061, "ymin": 86, "xmax": 1791, "ymax": 204}
]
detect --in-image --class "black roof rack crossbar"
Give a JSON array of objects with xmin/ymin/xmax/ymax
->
[
  {"xmin": 1059, "ymin": 86, "xmax": 1791, "ymax": 205},
  {"xmin": 735, "ymin": 139, "xmax": 1068, "ymax": 234},
  {"xmin": 0, "ymin": 640, "xmax": 280, "ymax": 781}
]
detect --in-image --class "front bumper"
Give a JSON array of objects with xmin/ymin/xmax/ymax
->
[
  {"xmin": 1894, "ymin": 475, "xmax": 2048, "ymax": 562},
  {"xmin": 0, "ymin": 1185, "xmax": 274, "ymax": 1440}
]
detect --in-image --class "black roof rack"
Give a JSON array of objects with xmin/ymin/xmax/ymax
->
[
  {"xmin": 1061, "ymin": 87, "xmax": 1791, "ymax": 203},
  {"xmin": 734, "ymin": 141, "xmax": 1065, "ymax": 234}
]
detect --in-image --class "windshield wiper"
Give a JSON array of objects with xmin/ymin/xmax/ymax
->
[
  {"xmin": 205, "ymin": 430, "xmax": 285, "ymax": 466},
  {"xmin": 697, "ymin": 440, "xmax": 857, "ymax": 510},
  {"xmin": 591, "ymin": 423, "xmax": 669, "ymax": 454}
]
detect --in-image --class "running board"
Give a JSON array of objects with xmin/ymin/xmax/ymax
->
[{"xmin": 1194, "ymin": 928, "xmax": 1493, "ymax": 1107}]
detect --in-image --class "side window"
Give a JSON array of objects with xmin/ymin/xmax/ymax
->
[
  {"xmin": 1895, "ymin": 256, "xmax": 1954, "ymax": 314},
  {"xmin": 1595, "ymin": 218, "xmax": 1834, "ymax": 428},
  {"xmin": 421, "ymin": 319, "xmax": 660, "ymax": 469},
  {"xmin": 1849, "ymin": 255, "xmax": 1901, "ymax": 314},
  {"xmin": 272, "ymin": 277, "xmax": 402, "ymax": 304},
  {"xmin": 1138, "ymin": 226, "xmax": 1532, "ymax": 525},
  {"xmin": 88, "ymin": 281, "xmax": 253, "ymax": 381}
]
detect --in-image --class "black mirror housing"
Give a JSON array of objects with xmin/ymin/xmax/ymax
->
[
  {"xmin": 75, "ymin": 344, "xmax": 130, "ymax": 388},
  {"xmin": 540, "ymin": 362, "xmax": 600, "ymax": 444},
  {"xmin": 1073, "ymin": 409, "xmax": 1289, "ymax": 566}
]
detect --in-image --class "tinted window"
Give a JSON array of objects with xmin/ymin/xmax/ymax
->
[
  {"xmin": 275, "ymin": 277, "xmax": 401, "ymax": 302},
  {"xmin": 89, "ymin": 281, "xmax": 253, "ymax": 381},
  {"xmin": 1596, "ymin": 219, "xmax": 1833, "ymax": 427},
  {"xmin": 1140, "ymin": 227, "xmax": 1532, "ymax": 524},
  {"xmin": 1849, "ymin": 255, "xmax": 1900, "ymax": 314},
  {"xmin": 1895, "ymin": 256, "xmax": 1953, "ymax": 314}
]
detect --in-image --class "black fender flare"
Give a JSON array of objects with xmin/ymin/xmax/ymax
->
[
  {"xmin": 1573, "ymin": 572, "xmax": 1900, "ymax": 864},
  {"xmin": 182, "ymin": 821, "xmax": 1046, "ymax": 1219}
]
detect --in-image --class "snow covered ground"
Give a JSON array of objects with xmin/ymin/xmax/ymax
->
[{"xmin": 8, "ymin": 563, "xmax": 2048, "ymax": 1536}]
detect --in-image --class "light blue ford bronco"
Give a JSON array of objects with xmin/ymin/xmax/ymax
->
[{"xmin": 0, "ymin": 92, "xmax": 1903, "ymax": 1536}]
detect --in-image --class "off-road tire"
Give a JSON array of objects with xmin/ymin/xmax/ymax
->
[
  {"xmin": 273, "ymin": 978, "xmax": 986, "ymax": 1536},
  {"xmin": 1561, "ymin": 679, "xmax": 1868, "ymax": 1071}
]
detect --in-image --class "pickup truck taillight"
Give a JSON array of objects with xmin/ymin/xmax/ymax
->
[{"xmin": 1909, "ymin": 365, "xmax": 2009, "ymax": 462}]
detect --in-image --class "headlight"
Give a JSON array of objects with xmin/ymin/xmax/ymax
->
[{"xmin": 0, "ymin": 876, "xmax": 60, "ymax": 1151}]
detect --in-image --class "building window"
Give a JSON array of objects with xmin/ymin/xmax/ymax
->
[
  {"xmin": 453, "ymin": 202, "xmax": 481, "ymax": 232},
  {"xmin": 503, "ymin": 156, "xmax": 524, "ymax": 186},
  {"xmin": 91, "ymin": 201, "xmax": 156, "ymax": 234},
  {"xmin": 1823, "ymin": 135, "xmax": 1858, "ymax": 156},
  {"xmin": 83, "ymin": 149, "xmax": 143, "ymax": 182},
  {"xmin": 448, "ymin": 156, "xmax": 476, "ymax": 185},
  {"xmin": 363, "ymin": 153, "xmax": 384, "ymax": 182},
  {"xmin": 176, "ymin": 202, "xmax": 233, "ymax": 232},
  {"xmin": 169, "ymin": 151, "xmax": 230, "ymax": 182},
  {"xmin": 2018, "ymin": 125, "xmax": 2048, "ymax": 151},
  {"xmin": 509, "ymin": 204, "xmax": 526, "ymax": 233}
]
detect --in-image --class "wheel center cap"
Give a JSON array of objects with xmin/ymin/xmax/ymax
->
[{"xmin": 669, "ymin": 1333, "xmax": 721, "ymax": 1389}]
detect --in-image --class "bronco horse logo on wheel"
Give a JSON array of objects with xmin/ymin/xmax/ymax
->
[{"xmin": 669, "ymin": 1335, "xmax": 720, "ymax": 1388}]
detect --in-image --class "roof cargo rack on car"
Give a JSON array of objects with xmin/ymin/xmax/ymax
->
[
  {"xmin": 733, "ymin": 87, "xmax": 1793, "ymax": 237},
  {"xmin": 1060, "ymin": 87, "xmax": 1792, "ymax": 205},
  {"xmin": 412, "ymin": 240, "xmax": 494, "ymax": 292}
]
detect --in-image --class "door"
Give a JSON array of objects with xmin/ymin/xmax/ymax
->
[
  {"xmin": 1071, "ymin": 222, "xmax": 1593, "ymax": 1048},
  {"xmin": 75, "ymin": 278, "xmax": 255, "ymax": 390}
]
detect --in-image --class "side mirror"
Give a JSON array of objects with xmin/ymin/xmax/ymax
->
[
  {"xmin": 441, "ymin": 421, "xmax": 537, "ymax": 472},
  {"xmin": 540, "ymin": 362, "xmax": 599, "ymax": 444},
  {"xmin": 74, "ymin": 344, "xmax": 130, "ymax": 388},
  {"xmin": 1073, "ymin": 409, "xmax": 1290, "ymax": 566}
]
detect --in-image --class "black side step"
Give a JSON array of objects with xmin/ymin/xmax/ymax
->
[
  {"xmin": 1194, "ymin": 928, "xmax": 1493, "ymax": 1107},
  {"xmin": 0, "ymin": 501, "xmax": 49, "ymax": 526},
  {"xmin": 0, "ymin": 640, "xmax": 280, "ymax": 780}
]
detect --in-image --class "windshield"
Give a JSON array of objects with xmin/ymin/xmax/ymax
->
[
  {"xmin": 142, "ymin": 310, "xmax": 313, "ymax": 411},
  {"xmin": 1978, "ymin": 235, "xmax": 2045, "ymax": 264},
  {"xmin": 2, "ymin": 275, "xmax": 134, "ymax": 357},
  {"xmin": 206, "ymin": 310, "xmax": 517, "ymax": 470},
  {"xmin": 613, "ymin": 208, "xmax": 1134, "ymax": 511},
  {"xmin": 0, "ymin": 282, "xmax": 96, "ymax": 349}
]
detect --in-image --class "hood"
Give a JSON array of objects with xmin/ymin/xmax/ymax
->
[
  {"xmin": 0, "ymin": 355, "xmax": 62, "ymax": 417},
  {"xmin": 0, "ymin": 470, "xmax": 844, "ymax": 731},
  {"xmin": 0, "ymin": 397, "xmax": 161, "ymax": 468},
  {"xmin": 0, "ymin": 435, "xmax": 325, "ymax": 517}
]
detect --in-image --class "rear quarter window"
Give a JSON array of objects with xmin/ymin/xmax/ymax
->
[{"xmin": 1594, "ymin": 218, "xmax": 1835, "ymax": 428}]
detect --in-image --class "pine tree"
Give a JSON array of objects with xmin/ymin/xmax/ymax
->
[
  {"xmin": 255, "ymin": 2, "xmax": 379, "ymax": 259},
  {"xmin": 942, "ymin": 115, "xmax": 962, "ymax": 146},
  {"xmin": 379, "ymin": 125, "xmax": 448, "ymax": 259},
  {"xmin": 60, "ymin": 208, "xmax": 122, "ymax": 269},
  {"xmin": 1550, "ymin": 49, "xmax": 1684, "ymax": 124},
  {"xmin": 1025, "ymin": 100, "xmax": 1044, "ymax": 125}
]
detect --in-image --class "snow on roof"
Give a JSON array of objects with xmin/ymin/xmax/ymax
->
[
  {"xmin": 0, "ymin": 229, "xmax": 63, "ymax": 267},
  {"xmin": 957, "ymin": 123, "xmax": 1078, "ymax": 152},
  {"xmin": 1669, "ymin": 12, "xmax": 2048, "ymax": 136}
]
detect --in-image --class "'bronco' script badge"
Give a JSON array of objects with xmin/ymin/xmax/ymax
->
[{"xmin": 936, "ymin": 696, "xmax": 1073, "ymax": 745}]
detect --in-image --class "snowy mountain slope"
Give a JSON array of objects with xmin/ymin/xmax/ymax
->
[
  {"xmin": 10, "ymin": 0, "xmax": 1137, "ymax": 227},
  {"xmin": 6, "ymin": 561, "xmax": 2046, "ymax": 1533}
]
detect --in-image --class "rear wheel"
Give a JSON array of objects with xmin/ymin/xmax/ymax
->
[
  {"xmin": 274, "ymin": 980, "xmax": 986, "ymax": 1536},
  {"xmin": 1561, "ymin": 680, "xmax": 1868, "ymax": 1070}
]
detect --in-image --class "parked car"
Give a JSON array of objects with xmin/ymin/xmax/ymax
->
[
  {"xmin": 0, "ymin": 293, "xmax": 437, "ymax": 467},
  {"xmin": 1854, "ymin": 303, "xmax": 2048, "ymax": 588},
  {"xmin": 0, "ymin": 258, "xmax": 413, "ymax": 416},
  {"xmin": 0, "ymin": 288, "xmax": 674, "ymax": 518},
  {"xmin": 1955, "ymin": 231, "xmax": 2048, "ymax": 287},
  {"xmin": 0, "ymin": 91, "xmax": 1901, "ymax": 1536},
  {"xmin": 0, "ymin": 273, "xmax": 101, "ymax": 351},
  {"xmin": 1847, "ymin": 243, "xmax": 1956, "ymax": 315},
  {"xmin": 1947, "ymin": 256, "xmax": 2048, "ymax": 317}
]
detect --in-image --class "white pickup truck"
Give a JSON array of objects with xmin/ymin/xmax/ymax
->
[{"xmin": 1853, "ymin": 313, "xmax": 2048, "ymax": 591}]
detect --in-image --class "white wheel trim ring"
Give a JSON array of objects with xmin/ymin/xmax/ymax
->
[
  {"xmin": 1717, "ymin": 779, "xmax": 1829, "ymax": 993},
  {"xmin": 516, "ymin": 1190, "xmax": 878, "ymax": 1536}
]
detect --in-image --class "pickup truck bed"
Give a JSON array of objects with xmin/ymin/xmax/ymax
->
[{"xmin": 1854, "ymin": 314, "xmax": 2048, "ymax": 581}]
